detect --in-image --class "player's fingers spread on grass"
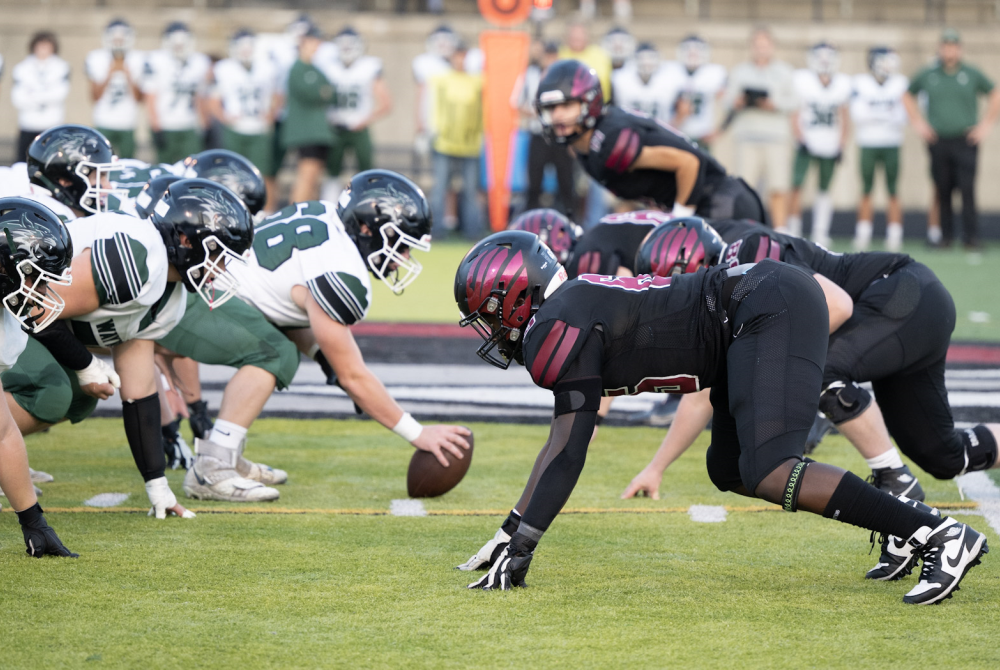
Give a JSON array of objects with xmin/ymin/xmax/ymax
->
[{"xmin": 168, "ymin": 504, "xmax": 196, "ymax": 519}]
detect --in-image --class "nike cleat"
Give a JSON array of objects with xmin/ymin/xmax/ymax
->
[
  {"xmin": 903, "ymin": 518, "xmax": 989, "ymax": 605},
  {"xmin": 236, "ymin": 454, "xmax": 288, "ymax": 486},
  {"xmin": 182, "ymin": 439, "xmax": 279, "ymax": 502},
  {"xmin": 869, "ymin": 464, "xmax": 924, "ymax": 501},
  {"xmin": 866, "ymin": 498, "xmax": 940, "ymax": 581},
  {"xmin": 29, "ymin": 468, "xmax": 54, "ymax": 483}
]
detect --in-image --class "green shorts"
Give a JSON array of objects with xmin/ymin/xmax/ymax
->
[
  {"xmin": 156, "ymin": 292, "xmax": 300, "ymax": 390},
  {"xmin": 155, "ymin": 129, "xmax": 203, "ymax": 165},
  {"xmin": 222, "ymin": 127, "xmax": 276, "ymax": 177},
  {"xmin": 859, "ymin": 146, "xmax": 900, "ymax": 196},
  {"xmin": 97, "ymin": 127, "xmax": 136, "ymax": 159},
  {"xmin": 792, "ymin": 146, "xmax": 838, "ymax": 191},
  {"xmin": 327, "ymin": 127, "xmax": 373, "ymax": 176},
  {"xmin": 1, "ymin": 338, "xmax": 98, "ymax": 425}
]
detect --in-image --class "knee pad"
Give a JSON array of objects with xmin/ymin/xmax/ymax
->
[
  {"xmin": 963, "ymin": 425, "xmax": 999, "ymax": 473},
  {"xmin": 818, "ymin": 381, "xmax": 872, "ymax": 425}
]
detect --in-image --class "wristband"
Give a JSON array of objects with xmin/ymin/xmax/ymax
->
[
  {"xmin": 392, "ymin": 412, "xmax": 423, "ymax": 443},
  {"xmin": 671, "ymin": 202, "xmax": 696, "ymax": 218}
]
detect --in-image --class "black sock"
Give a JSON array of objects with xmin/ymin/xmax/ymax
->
[
  {"xmin": 822, "ymin": 471, "xmax": 941, "ymax": 539},
  {"xmin": 501, "ymin": 509, "xmax": 522, "ymax": 536},
  {"xmin": 123, "ymin": 393, "xmax": 166, "ymax": 482}
]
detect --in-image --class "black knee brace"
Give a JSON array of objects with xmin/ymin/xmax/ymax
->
[
  {"xmin": 782, "ymin": 459, "xmax": 813, "ymax": 512},
  {"xmin": 964, "ymin": 425, "xmax": 999, "ymax": 473},
  {"xmin": 818, "ymin": 381, "xmax": 872, "ymax": 425}
]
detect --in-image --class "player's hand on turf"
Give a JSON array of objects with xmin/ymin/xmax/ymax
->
[
  {"xmin": 20, "ymin": 511, "xmax": 79, "ymax": 558},
  {"xmin": 621, "ymin": 466, "xmax": 663, "ymax": 500},
  {"xmin": 145, "ymin": 476, "xmax": 196, "ymax": 520},
  {"xmin": 412, "ymin": 425, "xmax": 471, "ymax": 468},
  {"xmin": 468, "ymin": 544, "xmax": 533, "ymax": 590},
  {"xmin": 456, "ymin": 526, "xmax": 511, "ymax": 571}
]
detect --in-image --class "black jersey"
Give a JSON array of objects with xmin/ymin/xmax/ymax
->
[
  {"xmin": 709, "ymin": 218, "xmax": 769, "ymax": 244},
  {"xmin": 578, "ymin": 106, "xmax": 728, "ymax": 208},
  {"xmin": 521, "ymin": 267, "xmax": 732, "ymax": 395},
  {"xmin": 721, "ymin": 229, "xmax": 911, "ymax": 301},
  {"xmin": 566, "ymin": 222, "xmax": 655, "ymax": 278}
]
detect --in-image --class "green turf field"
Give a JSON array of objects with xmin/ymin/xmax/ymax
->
[
  {"xmin": 368, "ymin": 239, "xmax": 1000, "ymax": 342},
  {"xmin": 2, "ymin": 419, "xmax": 998, "ymax": 669}
]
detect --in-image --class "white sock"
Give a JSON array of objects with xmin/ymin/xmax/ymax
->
[
  {"xmin": 209, "ymin": 419, "xmax": 248, "ymax": 451},
  {"xmin": 853, "ymin": 220, "xmax": 873, "ymax": 251},
  {"xmin": 927, "ymin": 226, "xmax": 942, "ymax": 244},
  {"xmin": 785, "ymin": 215, "xmax": 803, "ymax": 237},
  {"xmin": 886, "ymin": 222, "xmax": 903, "ymax": 252},
  {"xmin": 865, "ymin": 447, "xmax": 905, "ymax": 471},
  {"xmin": 811, "ymin": 193, "xmax": 833, "ymax": 245}
]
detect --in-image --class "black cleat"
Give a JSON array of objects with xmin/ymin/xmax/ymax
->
[
  {"xmin": 903, "ymin": 517, "xmax": 988, "ymax": 605},
  {"xmin": 628, "ymin": 394, "xmax": 682, "ymax": 427},
  {"xmin": 869, "ymin": 464, "xmax": 924, "ymax": 501},
  {"xmin": 866, "ymin": 498, "xmax": 940, "ymax": 581},
  {"xmin": 804, "ymin": 413, "xmax": 836, "ymax": 454}
]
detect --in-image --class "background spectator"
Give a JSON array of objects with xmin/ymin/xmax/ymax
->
[
  {"xmin": 904, "ymin": 28, "xmax": 1000, "ymax": 249},
  {"xmin": 210, "ymin": 29, "xmax": 281, "ymax": 212},
  {"xmin": 723, "ymin": 27, "xmax": 796, "ymax": 229},
  {"xmin": 85, "ymin": 19, "xmax": 144, "ymax": 159},
  {"xmin": 675, "ymin": 35, "xmax": 727, "ymax": 152},
  {"xmin": 428, "ymin": 42, "xmax": 483, "ymax": 240},
  {"xmin": 282, "ymin": 24, "xmax": 336, "ymax": 203},
  {"xmin": 413, "ymin": 25, "xmax": 457, "ymax": 167},
  {"xmin": 514, "ymin": 41, "xmax": 575, "ymax": 215},
  {"xmin": 11, "ymin": 32, "xmax": 70, "ymax": 163},
  {"xmin": 144, "ymin": 22, "xmax": 211, "ymax": 164}
]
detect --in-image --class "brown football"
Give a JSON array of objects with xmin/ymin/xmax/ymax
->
[{"xmin": 407, "ymin": 429, "xmax": 474, "ymax": 498}]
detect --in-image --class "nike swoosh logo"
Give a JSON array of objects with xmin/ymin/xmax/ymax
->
[{"xmin": 944, "ymin": 526, "xmax": 967, "ymax": 570}]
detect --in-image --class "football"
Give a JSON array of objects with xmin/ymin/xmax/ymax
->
[{"xmin": 406, "ymin": 429, "xmax": 474, "ymax": 498}]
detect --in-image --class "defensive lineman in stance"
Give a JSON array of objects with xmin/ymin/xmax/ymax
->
[{"xmin": 455, "ymin": 230, "xmax": 987, "ymax": 604}]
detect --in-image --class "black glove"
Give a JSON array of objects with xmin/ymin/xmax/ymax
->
[
  {"xmin": 187, "ymin": 400, "xmax": 214, "ymax": 440},
  {"xmin": 17, "ymin": 503, "xmax": 79, "ymax": 558},
  {"xmin": 152, "ymin": 131, "xmax": 167, "ymax": 151},
  {"xmin": 162, "ymin": 419, "xmax": 195, "ymax": 470},
  {"xmin": 467, "ymin": 533, "xmax": 535, "ymax": 590}
]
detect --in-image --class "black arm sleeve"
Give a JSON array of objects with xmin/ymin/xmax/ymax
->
[
  {"xmin": 520, "ymin": 330, "xmax": 604, "ymax": 535},
  {"xmin": 29, "ymin": 320, "xmax": 93, "ymax": 371}
]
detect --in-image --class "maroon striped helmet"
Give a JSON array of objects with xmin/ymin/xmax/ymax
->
[
  {"xmin": 634, "ymin": 217, "xmax": 724, "ymax": 278},
  {"xmin": 508, "ymin": 208, "xmax": 583, "ymax": 266},
  {"xmin": 455, "ymin": 231, "xmax": 567, "ymax": 369},
  {"xmin": 535, "ymin": 60, "xmax": 605, "ymax": 145}
]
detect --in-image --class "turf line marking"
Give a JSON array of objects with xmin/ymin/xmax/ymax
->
[
  {"xmin": 688, "ymin": 505, "xmax": 727, "ymax": 523},
  {"xmin": 955, "ymin": 471, "xmax": 1000, "ymax": 536},
  {"xmin": 390, "ymin": 499, "xmax": 428, "ymax": 517},
  {"xmin": 83, "ymin": 493, "xmax": 130, "ymax": 508}
]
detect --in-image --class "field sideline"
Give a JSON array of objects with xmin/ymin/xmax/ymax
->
[{"xmin": 2, "ymin": 419, "xmax": 998, "ymax": 668}]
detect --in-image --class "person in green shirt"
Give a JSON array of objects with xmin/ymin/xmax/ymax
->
[{"xmin": 903, "ymin": 28, "xmax": 1000, "ymax": 248}]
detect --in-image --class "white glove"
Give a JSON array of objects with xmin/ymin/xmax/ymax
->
[
  {"xmin": 145, "ymin": 477, "xmax": 196, "ymax": 519},
  {"xmin": 456, "ymin": 526, "xmax": 511, "ymax": 571},
  {"xmin": 75, "ymin": 356, "xmax": 121, "ymax": 389},
  {"xmin": 670, "ymin": 202, "xmax": 696, "ymax": 219}
]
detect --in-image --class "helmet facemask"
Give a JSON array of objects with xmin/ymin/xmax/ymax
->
[
  {"xmin": 78, "ymin": 158, "xmax": 126, "ymax": 214},
  {"xmin": 3, "ymin": 256, "xmax": 72, "ymax": 333},
  {"xmin": 366, "ymin": 217, "xmax": 432, "ymax": 295},
  {"xmin": 636, "ymin": 48, "xmax": 661, "ymax": 84},
  {"xmin": 164, "ymin": 29, "xmax": 195, "ymax": 61},
  {"xmin": 103, "ymin": 22, "xmax": 135, "ymax": 58},
  {"xmin": 184, "ymin": 234, "xmax": 247, "ymax": 310},
  {"xmin": 337, "ymin": 34, "xmax": 365, "ymax": 66}
]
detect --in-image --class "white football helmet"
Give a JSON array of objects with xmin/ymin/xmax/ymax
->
[
  {"xmin": 635, "ymin": 43, "xmax": 661, "ymax": 83},
  {"xmin": 426, "ymin": 25, "xmax": 458, "ymax": 59},
  {"xmin": 163, "ymin": 22, "xmax": 195, "ymax": 61},
  {"xmin": 601, "ymin": 27, "xmax": 636, "ymax": 69},
  {"xmin": 103, "ymin": 19, "xmax": 135, "ymax": 57},
  {"xmin": 336, "ymin": 27, "xmax": 365, "ymax": 66},
  {"xmin": 678, "ymin": 35, "xmax": 709, "ymax": 71},
  {"xmin": 808, "ymin": 42, "xmax": 839, "ymax": 77},
  {"xmin": 229, "ymin": 29, "xmax": 256, "ymax": 68},
  {"xmin": 868, "ymin": 47, "xmax": 900, "ymax": 83}
]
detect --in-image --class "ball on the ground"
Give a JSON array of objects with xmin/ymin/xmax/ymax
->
[{"xmin": 407, "ymin": 429, "xmax": 474, "ymax": 498}]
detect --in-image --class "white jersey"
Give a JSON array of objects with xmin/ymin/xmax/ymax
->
[
  {"xmin": 851, "ymin": 73, "xmax": 909, "ymax": 148},
  {"xmin": 231, "ymin": 200, "xmax": 372, "ymax": 329},
  {"xmin": 11, "ymin": 55, "xmax": 71, "ymax": 131},
  {"xmin": 143, "ymin": 50, "xmax": 211, "ymax": 131},
  {"xmin": 316, "ymin": 55, "xmax": 383, "ymax": 129},
  {"xmin": 677, "ymin": 63, "xmax": 727, "ymax": 141},
  {"xmin": 67, "ymin": 212, "xmax": 185, "ymax": 346},
  {"xmin": 0, "ymin": 163, "xmax": 32, "ymax": 198},
  {"xmin": 213, "ymin": 56, "xmax": 277, "ymax": 135},
  {"xmin": 793, "ymin": 70, "xmax": 852, "ymax": 158},
  {"xmin": 85, "ymin": 49, "xmax": 147, "ymax": 130},
  {"xmin": 612, "ymin": 61, "xmax": 684, "ymax": 126},
  {"xmin": 0, "ymin": 309, "xmax": 29, "ymax": 373}
]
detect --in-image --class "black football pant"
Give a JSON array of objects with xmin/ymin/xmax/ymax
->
[
  {"xmin": 929, "ymin": 137, "xmax": 978, "ymax": 244},
  {"xmin": 707, "ymin": 261, "xmax": 829, "ymax": 494},
  {"xmin": 525, "ymin": 133, "xmax": 576, "ymax": 216},
  {"xmin": 823, "ymin": 261, "xmax": 971, "ymax": 479},
  {"xmin": 699, "ymin": 177, "xmax": 768, "ymax": 226}
]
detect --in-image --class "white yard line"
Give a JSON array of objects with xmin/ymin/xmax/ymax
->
[
  {"xmin": 688, "ymin": 505, "xmax": 727, "ymax": 523},
  {"xmin": 955, "ymin": 472, "xmax": 1000, "ymax": 536},
  {"xmin": 390, "ymin": 499, "xmax": 428, "ymax": 517}
]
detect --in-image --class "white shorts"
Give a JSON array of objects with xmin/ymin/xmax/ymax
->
[{"xmin": 733, "ymin": 140, "xmax": 792, "ymax": 194}]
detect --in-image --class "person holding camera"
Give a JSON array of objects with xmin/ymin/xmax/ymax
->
[{"xmin": 723, "ymin": 27, "xmax": 797, "ymax": 230}]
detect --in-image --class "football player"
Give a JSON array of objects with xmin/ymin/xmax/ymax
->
[
  {"xmin": 144, "ymin": 22, "xmax": 211, "ymax": 164},
  {"xmin": 146, "ymin": 170, "xmax": 470, "ymax": 501},
  {"xmin": 600, "ymin": 27, "xmax": 636, "ymax": 72},
  {"xmin": 507, "ymin": 209, "xmax": 583, "ymax": 268},
  {"xmin": 412, "ymin": 24, "xmax": 457, "ymax": 156},
  {"xmin": 456, "ymin": 230, "xmax": 987, "ymax": 605},
  {"xmin": 626, "ymin": 218, "xmax": 1000, "ymax": 584},
  {"xmin": 0, "ymin": 197, "xmax": 78, "ymax": 557},
  {"xmin": 611, "ymin": 43, "xmax": 683, "ymax": 127},
  {"xmin": 209, "ymin": 29, "xmax": 281, "ymax": 213},
  {"xmin": 565, "ymin": 209, "xmax": 671, "ymax": 279},
  {"xmin": 536, "ymin": 60, "xmax": 765, "ymax": 223},
  {"xmin": 851, "ymin": 47, "xmax": 908, "ymax": 252},
  {"xmin": 675, "ymin": 35, "xmax": 728, "ymax": 151},
  {"xmin": 85, "ymin": 19, "xmax": 146, "ymax": 159},
  {"xmin": 787, "ymin": 43, "xmax": 852, "ymax": 245}
]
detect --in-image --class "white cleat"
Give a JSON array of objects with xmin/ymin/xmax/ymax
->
[
  {"xmin": 183, "ymin": 439, "xmax": 280, "ymax": 502},
  {"xmin": 29, "ymin": 468, "xmax": 54, "ymax": 483},
  {"xmin": 145, "ymin": 476, "xmax": 196, "ymax": 519},
  {"xmin": 236, "ymin": 454, "xmax": 288, "ymax": 486}
]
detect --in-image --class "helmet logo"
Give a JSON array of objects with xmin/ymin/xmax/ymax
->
[{"xmin": 6, "ymin": 215, "xmax": 60, "ymax": 262}]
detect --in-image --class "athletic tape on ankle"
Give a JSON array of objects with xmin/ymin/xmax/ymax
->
[
  {"xmin": 783, "ymin": 461, "xmax": 808, "ymax": 512},
  {"xmin": 392, "ymin": 412, "xmax": 423, "ymax": 443}
]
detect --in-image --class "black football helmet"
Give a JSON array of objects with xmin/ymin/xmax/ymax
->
[
  {"xmin": 634, "ymin": 217, "xmax": 724, "ymax": 278},
  {"xmin": 26, "ymin": 125, "xmax": 124, "ymax": 214},
  {"xmin": 455, "ymin": 230, "xmax": 567, "ymax": 369},
  {"xmin": 507, "ymin": 209, "xmax": 582, "ymax": 266},
  {"xmin": 182, "ymin": 149, "xmax": 266, "ymax": 216},
  {"xmin": 0, "ymin": 197, "xmax": 73, "ymax": 332},
  {"xmin": 133, "ymin": 174, "xmax": 183, "ymax": 219},
  {"xmin": 337, "ymin": 170, "xmax": 432, "ymax": 295},
  {"xmin": 149, "ymin": 179, "xmax": 253, "ymax": 309},
  {"xmin": 535, "ymin": 59, "xmax": 605, "ymax": 145}
]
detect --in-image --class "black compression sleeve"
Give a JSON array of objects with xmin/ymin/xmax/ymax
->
[
  {"xmin": 122, "ymin": 393, "xmax": 166, "ymax": 482},
  {"xmin": 29, "ymin": 320, "xmax": 93, "ymax": 371}
]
